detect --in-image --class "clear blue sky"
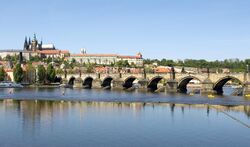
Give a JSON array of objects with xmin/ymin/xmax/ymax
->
[{"xmin": 0, "ymin": 0, "xmax": 250, "ymax": 60}]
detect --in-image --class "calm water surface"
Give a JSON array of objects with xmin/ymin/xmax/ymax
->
[
  {"xmin": 0, "ymin": 87, "xmax": 250, "ymax": 105},
  {"xmin": 0, "ymin": 100, "xmax": 249, "ymax": 147},
  {"xmin": 0, "ymin": 88, "xmax": 250, "ymax": 146}
]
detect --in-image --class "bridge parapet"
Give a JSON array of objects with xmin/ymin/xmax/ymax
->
[{"xmin": 57, "ymin": 72, "xmax": 249, "ymax": 96}]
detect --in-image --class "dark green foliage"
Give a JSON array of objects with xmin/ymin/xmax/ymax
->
[
  {"xmin": 37, "ymin": 65, "xmax": 46, "ymax": 83},
  {"xmin": 45, "ymin": 57, "xmax": 53, "ymax": 64},
  {"xmin": 144, "ymin": 58, "xmax": 250, "ymax": 72},
  {"xmin": 13, "ymin": 64, "xmax": 23, "ymax": 83},
  {"xmin": 26, "ymin": 63, "xmax": 36, "ymax": 83},
  {"xmin": 30, "ymin": 56, "xmax": 41, "ymax": 62},
  {"xmin": 115, "ymin": 60, "xmax": 130, "ymax": 67},
  {"xmin": 86, "ymin": 63, "xmax": 94, "ymax": 73},
  {"xmin": 56, "ymin": 68, "xmax": 64, "ymax": 75},
  {"xmin": 0, "ymin": 67, "xmax": 5, "ymax": 81},
  {"xmin": 46, "ymin": 64, "xmax": 56, "ymax": 83}
]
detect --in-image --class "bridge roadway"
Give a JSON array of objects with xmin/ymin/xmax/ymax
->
[{"xmin": 57, "ymin": 72, "xmax": 250, "ymax": 96}]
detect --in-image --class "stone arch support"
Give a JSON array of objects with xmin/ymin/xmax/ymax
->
[
  {"xmin": 101, "ymin": 76, "xmax": 113, "ymax": 89},
  {"xmin": 82, "ymin": 77, "xmax": 94, "ymax": 89},
  {"xmin": 123, "ymin": 76, "xmax": 137, "ymax": 89},
  {"xmin": 213, "ymin": 76, "xmax": 243, "ymax": 94},
  {"xmin": 73, "ymin": 77, "xmax": 83, "ymax": 88},
  {"xmin": 177, "ymin": 76, "xmax": 202, "ymax": 93},
  {"xmin": 147, "ymin": 76, "xmax": 165, "ymax": 92}
]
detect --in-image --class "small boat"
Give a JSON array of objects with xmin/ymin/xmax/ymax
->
[
  {"xmin": 0, "ymin": 81, "xmax": 23, "ymax": 88},
  {"xmin": 245, "ymin": 94, "xmax": 250, "ymax": 97},
  {"xmin": 207, "ymin": 94, "xmax": 215, "ymax": 98},
  {"xmin": 189, "ymin": 93, "xmax": 194, "ymax": 96}
]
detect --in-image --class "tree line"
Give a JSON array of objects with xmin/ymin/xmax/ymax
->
[
  {"xmin": 0, "ymin": 63, "xmax": 56, "ymax": 84},
  {"xmin": 144, "ymin": 58, "xmax": 250, "ymax": 72}
]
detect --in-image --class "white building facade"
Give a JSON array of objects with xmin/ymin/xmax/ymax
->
[{"xmin": 68, "ymin": 52, "xmax": 143, "ymax": 67}]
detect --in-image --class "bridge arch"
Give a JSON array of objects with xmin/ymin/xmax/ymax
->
[
  {"xmin": 178, "ymin": 76, "xmax": 201, "ymax": 93},
  {"xmin": 102, "ymin": 76, "xmax": 113, "ymax": 89},
  {"xmin": 82, "ymin": 76, "xmax": 94, "ymax": 89},
  {"xmin": 213, "ymin": 76, "xmax": 243, "ymax": 94},
  {"xmin": 54, "ymin": 76, "xmax": 62, "ymax": 83},
  {"xmin": 123, "ymin": 76, "xmax": 137, "ymax": 89},
  {"xmin": 68, "ymin": 76, "xmax": 76, "ymax": 85},
  {"xmin": 147, "ymin": 76, "xmax": 165, "ymax": 92}
]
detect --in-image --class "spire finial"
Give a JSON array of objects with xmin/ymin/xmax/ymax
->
[{"xmin": 33, "ymin": 33, "xmax": 37, "ymax": 40}]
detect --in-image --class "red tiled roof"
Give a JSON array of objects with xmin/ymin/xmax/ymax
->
[
  {"xmin": 70, "ymin": 54, "xmax": 142, "ymax": 59},
  {"xmin": 0, "ymin": 61, "xmax": 7, "ymax": 65},
  {"xmin": 118, "ymin": 55, "xmax": 141, "ymax": 59},
  {"xmin": 61, "ymin": 50, "xmax": 69, "ymax": 54},
  {"xmin": 154, "ymin": 67, "xmax": 171, "ymax": 73},
  {"xmin": 4, "ymin": 69, "xmax": 13, "ymax": 72},
  {"xmin": 32, "ymin": 61, "xmax": 44, "ymax": 66},
  {"xmin": 38, "ymin": 50, "xmax": 69, "ymax": 54}
]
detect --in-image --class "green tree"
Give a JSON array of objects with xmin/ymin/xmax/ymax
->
[
  {"xmin": 0, "ymin": 67, "xmax": 5, "ymax": 81},
  {"xmin": 37, "ymin": 65, "xmax": 46, "ymax": 83},
  {"xmin": 30, "ymin": 55, "xmax": 41, "ymax": 62},
  {"xmin": 122, "ymin": 60, "xmax": 130, "ymax": 67},
  {"xmin": 56, "ymin": 68, "xmax": 64, "ymax": 75},
  {"xmin": 26, "ymin": 63, "xmax": 36, "ymax": 83},
  {"xmin": 46, "ymin": 64, "xmax": 56, "ymax": 83},
  {"xmin": 5, "ymin": 55, "xmax": 11, "ymax": 61},
  {"xmin": 115, "ymin": 60, "xmax": 130, "ymax": 68},
  {"xmin": 71, "ymin": 58, "xmax": 76, "ymax": 63},
  {"xmin": 86, "ymin": 63, "xmax": 94, "ymax": 73},
  {"xmin": 13, "ymin": 63, "xmax": 23, "ymax": 83}
]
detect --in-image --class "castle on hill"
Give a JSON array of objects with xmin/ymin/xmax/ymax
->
[
  {"xmin": 0, "ymin": 34, "xmax": 69, "ymax": 60},
  {"xmin": 0, "ymin": 34, "xmax": 143, "ymax": 66}
]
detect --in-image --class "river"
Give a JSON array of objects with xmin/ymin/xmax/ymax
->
[{"xmin": 0, "ymin": 87, "xmax": 249, "ymax": 146}]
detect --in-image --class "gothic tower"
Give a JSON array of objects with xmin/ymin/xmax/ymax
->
[
  {"xmin": 23, "ymin": 36, "xmax": 29, "ymax": 50},
  {"xmin": 31, "ymin": 34, "xmax": 38, "ymax": 51}
]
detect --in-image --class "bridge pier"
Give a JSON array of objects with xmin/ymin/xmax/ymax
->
[
  {"xmin": 92, "ymin": 78, "xmax": 102, "ymax": 89},
  {"xmin": 166, "ymin": 80, "xmax": 178, "ymax": 93},
  {"xmin": 243, "ymin": 82, "xmax": 250, "ymax": 96},
  {"xmin": 200, "ymin": 79, "xmax": 215, "ymax": 94},
  {"xmin": 137, "ymin": 79, "xmax": 149, "ymax": 92},
  {"xmin": 62, "ymin": 78, "xmax": 68, "ymax": 85},
  {"xmin": 111, "ymin": 79, "xmax": 125, "ymax": 90},
  {"xmin": 73, "ymin": 77, "xmax": 83, "ymax": 88}
]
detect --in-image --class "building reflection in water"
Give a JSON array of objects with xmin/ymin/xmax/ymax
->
[{"xmin": 0, "ymin": 99, "xmax": 250, "ymax": 135}]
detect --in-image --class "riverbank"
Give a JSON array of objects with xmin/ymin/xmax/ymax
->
[{"xmin": 23, "ymin": 83, "xmax": 60, "ymax": 88}]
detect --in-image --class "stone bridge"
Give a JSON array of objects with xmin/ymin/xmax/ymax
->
[{"xmin": 56, "ymin": 71, "xmax": 250, "ymax": 95}]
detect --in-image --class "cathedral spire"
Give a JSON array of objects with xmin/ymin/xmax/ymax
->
[
  {"xmin": 23, "ymin": 36, "xmax": 28, "ymax": 50},
  {"xmin": 33, "ymin": 33, "xmax": 37, "ymax": 41},
  {"xmin": 40, "ymin": 38, "xmax": 43, "ymax": 45}
]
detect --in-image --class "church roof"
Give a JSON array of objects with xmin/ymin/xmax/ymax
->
[
  {"xmin": 70, "ymin": 54, "xmax": 118, "ymax": 57},
  {"xmin": 70, "ymin": 54, "xmax": 142, "ymax": 59},
  {"xmin": 118, "ymin": 55, "xmax": 142, "ymax": 59},
  {"xmin": 38, "ymin": 50, "xmax": 69, "ymax": 54}
]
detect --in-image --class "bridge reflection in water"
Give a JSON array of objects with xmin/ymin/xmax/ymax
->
[
  {"xmin": 0, "ymin": 100, "xmax": 250, "ymax": 147},
  {"xmin": 58, "ymin": 72, "xmax": 250, "ymax": 96},
  {"xmin": 2, "ymin": 100, "xmax": 249, "ymax": 118}
]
